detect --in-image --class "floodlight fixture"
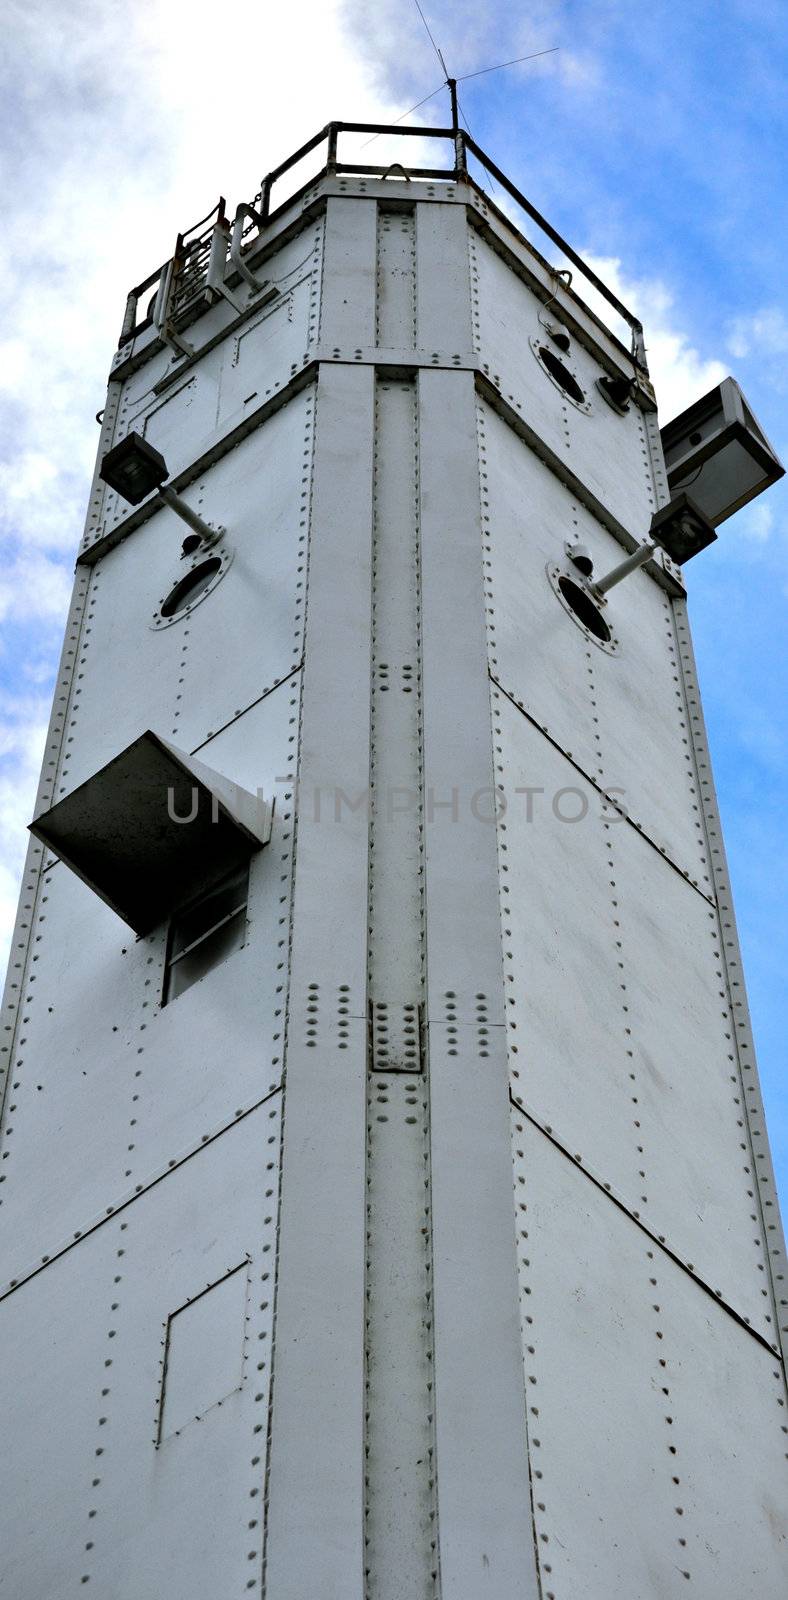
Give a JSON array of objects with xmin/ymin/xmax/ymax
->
[
  {"xmin": 661, "ymin": 377, "xmax": 785, "ymax": 526},
  {"xmin": 100, "ymin": 433, "xmax": 168, "ymax": 505},
  {"xmin": 592, "ymin": 493, "xmax": 717, "ymax": 599},
  {"xmin": 99, "ymin": 431, "xmax": 222, "ymax": 545}
]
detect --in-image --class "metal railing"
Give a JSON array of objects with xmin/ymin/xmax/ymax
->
[{"xmin": 118, "ymin": 117, "xmax": 646, "ymax": 371}]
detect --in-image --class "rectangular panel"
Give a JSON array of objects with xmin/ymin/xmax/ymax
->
[
  {"xmin": 159, "ymin": 1261, "xmax": 249, "ymax": 1440},
  {"xmin": 0, "ymin": 1101, "xmax": 280, "ymax": 1600},
  {"xmin": 478, "ymin": 395, "xmax": 603, "ymax": 776},
  {"xmin": 416, "ymin": 202, "xmax": 472, "ymax": 351},
  {"xmin": 470, "ymin": 231, "xmax": 654, "ymax": 534},
  {"xmin": 166, "ymin": 385, "xmax": 313, "ymax": 753},
  {"xmin": 592, "ymin": 574, "xmax": 712, "ymax": 887},
  {"xmin": 492, "ymin": 691, "xmax": 644, "ymax": 1195},
  {"xmin": 0, "ymin": 686, "xmax": 296, "ymax": 1283},
  {"xmin": 375, "ymin": 205, "xmax": 416, "ymax": 348},
  {"xmin": 62, "ymin": 387, "xmax": 312, "ymax": 795},
  {"xmin": 319, "ymin": 196, "xmax": 377, "ymax": 348},
  {"xmin": 418, "ymin": 368, "xmax": 539, "ymax": 1600},
  {"xmin": 495, "ymin": 697, "xmax": 773, "ymax": 1336},
  {"xmin": 217, "ymin": 277, "xmax": 310, "ymax": 430},
  {"xmin": 143, "ymin": 373, "xmax": 214, "ymax": 457},
  {"xmin": 510, "ymin": 1121, "xmax": 788, "ymax": 1598},
  {"xmin": 611, "ymin": 813, "xmax": 774, "ymax": 1337},
  {"xmin": 479, "ymin": 398, "xmax": 708, "ymax": 882},
  {"xmin": 264, "ymin": 363, "xmax": 375, "ymax": 1600},
  {"xmin": 368, "ymin": 377, "xmax": 423, "ymax": 1068}
]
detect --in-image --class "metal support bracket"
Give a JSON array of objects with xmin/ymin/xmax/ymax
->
[{"xmin": 230, "ymin": 203, "xmax": 279, "ymax": 301}]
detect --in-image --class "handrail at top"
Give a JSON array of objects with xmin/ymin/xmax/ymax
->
[
  {"xmin": 256, "ymin": 119, "xmax": 646, "ymax": 368},
  {"xmin": 119, "ymin": 118, "xmax": 647, "ymax": 372},
  {"xmin": 463, "ymin": 135, "xmax": 645, "ymax": 366}
]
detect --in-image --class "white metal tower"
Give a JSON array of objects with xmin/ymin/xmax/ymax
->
[{"xmin": 1, "ymin": 119, "xmax": 786, "ymax": 1599}]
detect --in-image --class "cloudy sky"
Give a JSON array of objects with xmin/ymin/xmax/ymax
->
[{"xmin": 1, "ymin": 0, "xmax": 786, "ymax": 1197}]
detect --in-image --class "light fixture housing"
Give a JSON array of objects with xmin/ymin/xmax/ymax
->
[
  {"xmin": 29, "ymin": 731, "xmax": 271, "ymax": 934},
  {"xmin": 99, "ymin": 431, "xmax": 169, "ymax": 505},
  {"xmin": 660, "ymin": 377, "xmax": 784, "ymax": 526},
  {"xmin": 649, "ymin": 492, "xmax": 718, "ymax": 565}
]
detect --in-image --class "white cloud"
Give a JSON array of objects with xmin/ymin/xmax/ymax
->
[
  {"xmin": 0, "ymin": 552, "xmax": 73, "ymax": 624},
  {"xmin": 578, "ymin": 254, "xmax": 728, "ymax": 422},
  {"xmin": 737, "ymin": 501, "xmax": 774, "ymax": 544},
  {"xmin": 728, "ymin": 307, "xmax": 788, "ymax": 359}
]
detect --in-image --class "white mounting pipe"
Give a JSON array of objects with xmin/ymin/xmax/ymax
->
[
  {"xmin": 592, "ymin": 541, "xmax": 656, "ymax": 598},
  {"xmin": 152, "ymin": 259, "xmax": 194, "ymax": 358},
  {"xmin": 206, "ymin": 221, "xmax": 245, "ymax": 314},
  {"xmin": 230, "ymin": 204, "xmax": 279, "ymax": 301},
  {"xmin": 158, "ymin": 486, "xmax": 222, "ymax": 545}
]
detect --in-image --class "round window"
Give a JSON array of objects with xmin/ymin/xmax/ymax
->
[
  {"xmin": 547, "ymin": 562, "xmax": 620, "ymax": 656},
  {"xmin": 152, "ymin": 547, "xmax": 232, "ymax": 630},
  {"xmin": 537, "ymin": 345, "xmax": 585, "ymax": 405},
  {"xmin": 161, "ymin": 557, "xmax": 222, "ymax": 618},
  {"xmin": 557, "ymin": 575, "xmax": 611, "ymax": 642}
]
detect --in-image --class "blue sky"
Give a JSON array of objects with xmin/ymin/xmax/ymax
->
[{"xmin": 1, "ymin": 0, "xmax": 786, "ymax": 1202}]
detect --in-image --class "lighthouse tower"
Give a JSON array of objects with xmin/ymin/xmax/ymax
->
[{"xmin": 1, "ymin": 121, "xmax": 786, "ymax": 1599}]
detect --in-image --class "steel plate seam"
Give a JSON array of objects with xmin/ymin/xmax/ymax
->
[
  {"xmin": 418, "ymin": 364, "xmax": 540, "ymax": 1599},
  {"xmin": 78, "ymin": 368, "xmax": 318, "ymax": 565},
  {"xmin": 261, "ymin": 361, "xmax": 319, "ymax": 1598},
  {"xmin": 672, "ymin": 597, "xmax": 788, "ymax": 1375},
  {"xmin": 509, "ymin": 1089, "xmax": 780, "ymax": 1357},
  {"xmin": 476, "ymin": 376, "xmax": 683, "ymax": 596},
  {"xmin": 0, "ymin": 1086, "xmax": 283, "ymax": 1306},
  {"xmin": 363, "ymin": 369, "xmax": 437, "ymax": 1598},
  {"xmin": 489, "ymin": 669, "xmax": 717, "ymax": 908},
  {"xmin": 477, "ymin": 391, "xmax": 549, "ymax": 1599}
]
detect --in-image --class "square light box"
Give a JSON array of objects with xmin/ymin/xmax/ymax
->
[
  {"xmin": 661, "ymin": 376, "xmax": 784, "ymax": 526},
  {"xmin": 30, "ymin": 732, "xmax": 272, "ymax": 935}
]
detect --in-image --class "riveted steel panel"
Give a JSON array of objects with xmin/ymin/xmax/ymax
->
[
  {"xmin": 368, "ymin": 377, "xmax": 424, "ymax": 1062},
  {"xmin": 479, "ymin": 395, "xmax": 606, "ymax": 776},
  {"xmin": 265, "ymin": 363, "xmax": 374, "ymax": 1600},
  {"xmin": 90, "ymin": 222, "xmax": 322, "ymax": 548},
  {"xmin": 418, "ymin": 368, "xmax": 539, "ymax": 1600},
  {"xmin": 509, "ymin": 1119, "xmax": 788, "ymax": 1597},
  {"xmin": 162, "ymin": 387, "xmax": 313, "ymax": 754},
  {"xmin": 672, "ymin": 596, "xmax": 788, "ymax": 1360},
  {"xmin": 0, "ymin": 687, "xmax": 295, "ymax": 1283},
  {"xmin": 217, "ymin": 284, "xmax": 303, "ymax": 429},
  {"xmin": 0, "ymin": 1101, "xmax": 280, "ymax": 1600},
  {"xmin": 478, "ymin": 397, "xmax": 708, "ymax": 883},
  {"xmin": 610, "ymin": 808, "xmax": 774, "ymax": 1338},
  {"xmin": 591, "ymin": 565, "xmax": 711, "ymax": 890},
  {"xmin": 59, "ymin": 387, "xmax": 313, "ymax": 797},
  {"xmin": 375, "ymin": 205, "xmax": 416, "ymax": 349},
  {"xmin": 158, "ymin": 1260, "xmax": 250, "ymax": 1441},
  {"xmin": 559, "ymin": 331, "xmax": 656, "ymax": 533},
  {"xmin": 365, "ymin": 1071, "xmax": 436, "ymax": 1598},
  {"xmin": 416, "ymin": 202, "xmax": 472, "ymax": 351},
  {"xmin": 319, "ymin": 195, "xmax": 377, "ymax": 349},
  {"xmin": 470, "ymin": 230, "xmax": 654, "ymax": 534},
  {"xmin": 494, "ymin": 694, "xmax": 773, "ymax": 1337},
  {"xmin": 0, "ymin": 1211, "xmax": 120, "ymax": 1596},
  {"xmin": 364, "ymin": 374, "xmax": 435, "ymax": 1596}
]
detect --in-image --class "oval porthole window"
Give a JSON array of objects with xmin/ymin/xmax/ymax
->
[
  {"xmin": 537, "ymin": 345, "xmax": 586, "ymax": 406},
  {"xmin": 557, "ymin": 575, "xmax": 611, "ymax": 642},
  {"xmin": 161, "ymin": 556, "xmax": 222, "ymax": 619}
]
